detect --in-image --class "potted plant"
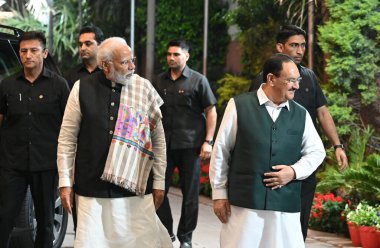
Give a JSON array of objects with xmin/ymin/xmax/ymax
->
[
  {"xmin": 376, "ymin": 223, "xmax": 380, "ymax": 244},
  {"xmin": 346, "ymin": 204, "xmax": 362, "ymax": 247},
  {"xmin": 354, "ymin": 202, "xmax": 379, "ymax": 248}
]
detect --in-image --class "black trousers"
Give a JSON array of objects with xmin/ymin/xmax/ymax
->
[
  {"xmin": 0, "ymin": 168, "xmax": 57, "ymax": 248},
  {"xmin": 156, "ymin": 148, "xmax": 200, "ymax": 243},
  {"xmin": 300, "ymin": 172, "xmax": 317, "ymax": 241}
]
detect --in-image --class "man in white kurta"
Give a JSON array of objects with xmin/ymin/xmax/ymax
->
[
  {"xmin": 210, "ymin": 54, "xmax": 326, "ymax": 248},
  {"xmin": 57, "ymin": 37, "xmax": 172, "ymax": 248}
]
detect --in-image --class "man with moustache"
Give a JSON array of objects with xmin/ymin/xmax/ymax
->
[
  {"xmin": 57, "ymin": 37, "xmax": 172, "ymax": 247},
  {"xmin": 65, "ymin": 25, "xmax": 104, "ymax": 89},
  {"xmin": 210, "ymin": 53, "xmax": 326, "ymax": 247},
  {"xmin": 249, "ymin": 25, "xmax": 348, "ymax": 240}
]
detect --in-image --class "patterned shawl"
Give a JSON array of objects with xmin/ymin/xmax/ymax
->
[{"xmin": 101, "ymin": 74, "xmax": 163, "ymax": 195}]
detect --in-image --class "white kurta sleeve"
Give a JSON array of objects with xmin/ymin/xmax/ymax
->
[
  {"xmin": 151, "ymin": 120, "xmax": 166, "ymax": 190},
  {"xmin": 291, "ymin": 111, "xmax": 326, "ymax": 180},
  {"xmin": 210, "ymin": 99, "xmax": 237, "ymax": 200},
  {"xmin": 57, "ymin": 81, "xmax": 82, "ymax": 188}
]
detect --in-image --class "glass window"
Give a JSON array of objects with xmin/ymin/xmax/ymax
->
[{"xmin": 0, "ymin": 40, "xmax": 21, "ymax": 81}]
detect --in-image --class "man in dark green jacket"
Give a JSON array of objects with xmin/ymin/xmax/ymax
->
[{"xmin": 210, "ymin": 53, "xmax": 325, "ymax": 248}]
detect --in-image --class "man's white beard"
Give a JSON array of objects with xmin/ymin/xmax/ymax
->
[{"xmin": 110, "ymin": 69, "xmax": 135, "ymax": 85}]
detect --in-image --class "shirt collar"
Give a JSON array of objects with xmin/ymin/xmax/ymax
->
[
  {"xmin": 257, "ymin": 84, "xmax": 290, "ymax": 111},
  {"xmin": 18, "ymin": 66, "xmax": 52, "ymax": 81},
  {"xmin": 181, "ymin": 65, "xmax": 190, "ymax": 78},
  {"xmin": 77, "ymin": 63, "xmax": 101, "ymax": 74},
  {"xmin": 165, "ymin": 65, "xmax": 190, "ymax": 80}
]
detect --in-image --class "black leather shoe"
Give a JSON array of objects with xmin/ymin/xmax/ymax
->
[{"xmin": 180, "ymin": 241, "xmax": 192, "ymax": 248}]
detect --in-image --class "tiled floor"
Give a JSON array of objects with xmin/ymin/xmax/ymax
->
[{"xmin": 62, "ymin": 187, "xmax": 355, "ymax": 248}]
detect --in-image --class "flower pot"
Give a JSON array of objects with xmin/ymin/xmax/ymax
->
[
  {"xmin": 376, "ymin": 230, "xmax": 380, "ymax": 245},
  {"xmin": 359, "ymin": 226, "xmax": 379, "ymax": 248},
  {"xmin": 347, "ymin": 221, "xmax": 361, "ymax": 246}
]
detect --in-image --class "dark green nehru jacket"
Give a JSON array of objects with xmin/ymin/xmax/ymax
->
[{"xmin": 228, "ymin": 91, "xmax": 306, "ymax": 213}]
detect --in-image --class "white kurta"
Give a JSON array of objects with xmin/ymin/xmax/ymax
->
[{"xmin": 210, "ymin": 87, "xmax": 326, "ymax": 248}]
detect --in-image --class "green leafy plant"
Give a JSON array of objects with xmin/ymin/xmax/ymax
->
[
  {"xmin": 309, "ymin": 192, "xmax": 348, "ymax": 234},
  {"xmin": 3, "ymin": 0, "xmax": 85, "ymax": 65},
  {"xmin": 136, "ymin": 0, "xmax": 230, "ymax": 75},
  {"xmin": 318, "ymin": 0, "xmax": 380, "ymax": 105},
  {"xmin": 216, "ymin": 74, "xmax": 251, "ymax": 108},
  {"xmin": 347, "ymin": 202, "xmax": 380, "ymax": 227},
  {"xmin": 322, "ymin": 91, "xmax": 356, "ymax": 137},
  {"xmin": 317, "ymin": 126, "xmax": 380, "ymax": 205},
  {"xmin": 227, "ymin": 0, "xmax": 284, "ymax": 79}
]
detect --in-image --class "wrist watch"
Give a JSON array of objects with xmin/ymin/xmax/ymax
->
[
  {"xmin": 334, "ymin": 144, "xmax": 344, "ymax": 150},
  {"xmin": 204, "ymin": 139, "xmax": 214, "ymax": 146}
]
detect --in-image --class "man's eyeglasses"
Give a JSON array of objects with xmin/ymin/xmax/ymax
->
[
  {"xmin": 107, "ymin": 57, "xmax": 136, "ymax": 66},
  {"xmin": 285, "ymin": 77, "xmax": 302, "ymax": 84},
  {"xmin": 120, "ymin": 57, "xmax": 136, "ymax": 65}
]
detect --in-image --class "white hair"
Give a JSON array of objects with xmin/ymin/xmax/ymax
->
[{"xmin": 97, "ymin": 37, "xmax": 128, "ymax": 68}]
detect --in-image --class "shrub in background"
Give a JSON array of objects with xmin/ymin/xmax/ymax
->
[
  {"xmin": 171, "ymin": 160, "xmax": 212, "ymax": 197},
  {"xmin": 309, "ymin": 192, "xmax": 349, "ymax": 235}
]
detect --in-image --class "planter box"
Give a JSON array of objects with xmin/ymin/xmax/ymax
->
[
  {"xmin": 359, "ymin": 226, "xmax": 379, "ymax": 248},
  {"xmin": 348, "ymin": 221, "xmax": 361, "ymax": 246}
]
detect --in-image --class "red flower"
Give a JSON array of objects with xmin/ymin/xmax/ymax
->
[
  {"xmin": 309, "ymin": 192, "xmax": 349, "ymax": 233},
  {"xmin": 200, "ymin": 176, "xmax": 210, "ymax": 184},
  {"xmin": 201, "ymin": 164, "xmax": 210, "ymax": 174}
]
